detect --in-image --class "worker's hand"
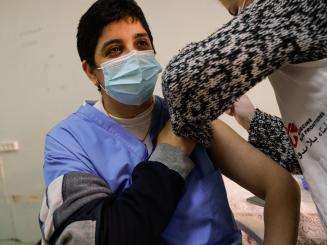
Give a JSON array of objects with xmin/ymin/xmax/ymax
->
[
  {"xmin": 225, "ymin": 95, "xmax": 255, "ymax": 131},
  {"xmin": 157, "ymin": 121, "xmax": 196, "ymax": 156}
]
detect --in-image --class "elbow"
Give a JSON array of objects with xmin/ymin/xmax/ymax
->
[
  {"xmin": 287, "ymin": 175, "xmax": 301, "ymax": 207},
  {"xmin": 264, "ymin": 165, "xmax": 301, "ymax": 204},
  {"xmin": 271, "ymin": 172, "xmax": 301, "ymax": 209}
]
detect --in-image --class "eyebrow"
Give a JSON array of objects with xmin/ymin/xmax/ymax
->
[{"xmin": 134, "ymin": 33, "xmax": 150, "ymax": 39}]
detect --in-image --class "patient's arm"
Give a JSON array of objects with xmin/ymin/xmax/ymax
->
[{"xmin": 209, "ymin": 120, "xmax": 300, "ymax": 245}]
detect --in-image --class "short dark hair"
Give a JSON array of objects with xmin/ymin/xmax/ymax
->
[{"xmin": 77, "ymin": 0, "xmax": 154, "ymax": 68}]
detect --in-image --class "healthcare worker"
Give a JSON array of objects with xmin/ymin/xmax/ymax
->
[
  {"xmin": 162, "ymin": 0, "xmax": 327, "ymax": 229},
  {"xmin": 39, "ymin": 0, "xmax": 301, "ymax": 244},
  {"xmin": 224, "ymin": 0, "xmax": 327, "ymax": 231}
]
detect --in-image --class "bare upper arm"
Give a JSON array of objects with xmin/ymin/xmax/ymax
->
[{"xmin": 209, "ymin": 119, "xmax": 294, "ymax": 199}]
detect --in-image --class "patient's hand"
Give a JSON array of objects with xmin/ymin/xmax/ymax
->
[{"xmin": 157, "ymin": 121, "xmax": 196, "ymax": 156}]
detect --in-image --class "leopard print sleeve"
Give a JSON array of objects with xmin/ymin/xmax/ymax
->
[
  {"xmin": 249, "ymin": 109, "xmax": 302, "ymax": 174},
  {"xmin": 162, "ymin": 0, "xmax": 327, "ymax": 146}
]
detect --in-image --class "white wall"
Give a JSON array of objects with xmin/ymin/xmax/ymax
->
[{"xmin": 0, "ymin": 0, "xmax": 280, "ymax": 242}]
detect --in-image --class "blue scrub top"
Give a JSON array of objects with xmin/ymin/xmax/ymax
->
[{"xmin": 44, "ymin": 97, "xmax": 242, "ymax": 245}]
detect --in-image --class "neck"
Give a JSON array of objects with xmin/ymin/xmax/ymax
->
[{"xmin": 101, "ymin": 93, "xmax": 154, "ymax": 119}]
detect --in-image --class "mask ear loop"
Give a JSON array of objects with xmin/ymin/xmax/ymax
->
[
  {"xmin": 97, "ymin": 82, "xmax": 119, "ymax": 102},
  {"xmin": 95, "ymin": 66, "xmax": 104, "ymax": 92},
  {"xmin": 96, "ymin": 78, "xmax": 107, "ymax": 93},
  {"xmin": 238, "ymin": 0, "xmax": 247, "ymax": 15}
]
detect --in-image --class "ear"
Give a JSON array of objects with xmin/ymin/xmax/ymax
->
[{"xmin": 82, "ymin": 60, "xmax": 100, "ymax": 87}]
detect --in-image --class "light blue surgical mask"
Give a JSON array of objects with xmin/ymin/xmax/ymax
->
[{"xmin": 97, "ymin": 50, "xmax": 162, "ymax": 106}]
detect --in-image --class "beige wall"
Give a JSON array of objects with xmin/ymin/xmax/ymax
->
[{"xmin": 0, "ymin": 0, "xmax": 280, "ymax": 242}]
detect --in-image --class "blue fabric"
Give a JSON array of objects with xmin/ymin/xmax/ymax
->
[{"xmin": 44, "ymin": 96, "xmax": 242, "ymax": 245}]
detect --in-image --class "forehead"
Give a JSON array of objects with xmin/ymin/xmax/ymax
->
[{"xmin": 98, "ymin": 18, "xmax": 147, "ymax": 44}]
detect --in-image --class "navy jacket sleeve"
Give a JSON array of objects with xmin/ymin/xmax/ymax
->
[{"xmin": 39, "ymin": 144, "xmax": 194, "ymax": 245}]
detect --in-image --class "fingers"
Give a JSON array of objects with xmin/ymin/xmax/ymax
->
[{"xmin": 157, "ymin": 121, "xmax": 196, "ymax": 156}]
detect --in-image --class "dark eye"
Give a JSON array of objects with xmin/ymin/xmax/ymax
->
[
  {"xmin": 105, "ymin": 46, "xmax": 123, "ymax": 58},
  {"xmin": 136, "ymin": 39, "xmax": 151, "ymax": 50}
]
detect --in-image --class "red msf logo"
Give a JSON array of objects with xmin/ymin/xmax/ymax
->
[{"xmin": 286, "ymin": 123, "xmax": 299, "ymax": 148}]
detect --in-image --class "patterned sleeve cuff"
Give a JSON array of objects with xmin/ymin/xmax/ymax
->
[
  {"xmin": 149, "ymin": 144, "xmax": 194, "ymax": 179},
  {"xmin": 247, "ymin": 108, "xmax": 302, "ymax": 174},
  {"xmin": 248, "ymin": 109, "xmax": 265, "ymax": 143}
]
